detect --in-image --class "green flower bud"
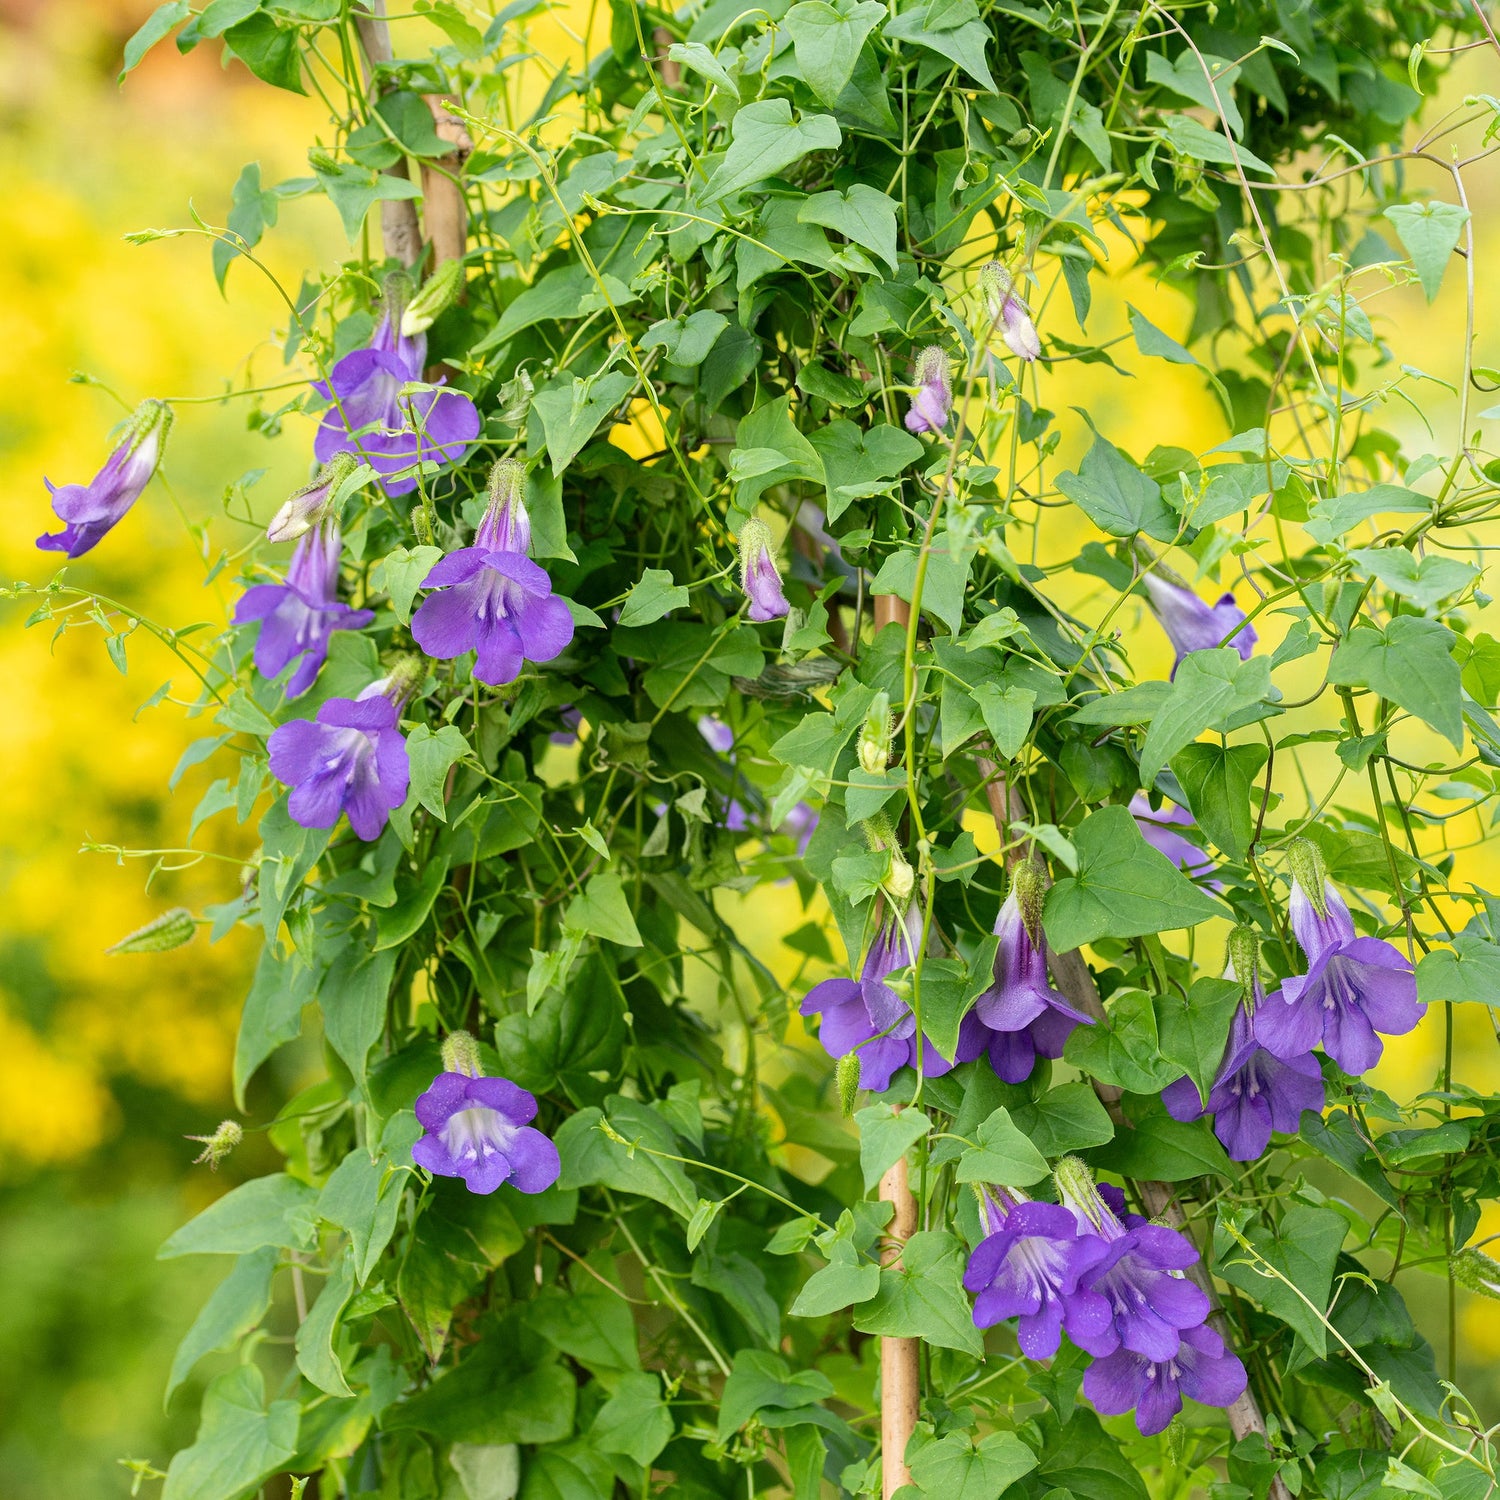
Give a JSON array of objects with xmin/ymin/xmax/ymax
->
[
  {"xmin": 857, "ymin": 691, "xmax": 893, "ymax": 775},
  {"xmin": 440, "ymin": 1028, "xmax": 484, "ymax": 1077},
  {"xmin": 836, "ymin": 1051, "xmax": 861, "ymax": 1116},
  {"xmin": 187, "ymin": 1119, "xmax": 243, "ymax": 1171},
  {"xmin": 400, "ymin": 257, "xmax": 464, "ymax": 337},
  {"xmin": 1453, "ymin": 1247, "xmax": 1500, "ymax": 1300},
  {"xmin": 107, "ymin": 907, "xmax": 196, "ymax": 955},
  {"xmin": 1287, "ymin": 838, "xmax": 1329, "ymax": 918},
  {"xmin": 1225, "ymin": 925, "xmax": 1261, "ymax": 1003},
  {"xmin": 1010, "ymin": 861, "xmax": 1046, "ymax": 947}
]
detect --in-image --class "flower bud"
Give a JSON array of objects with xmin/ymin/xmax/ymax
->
[
  {"xmin": 400, "ymin": 257, "xmax": 464, "ymax": 337},
  {"xmin": 1010, "ymin": 861, "xmax": 1046, "ymax": 947},
  {"xmin": 187, "ymin": 1119, "xmax": 243, "ymax": 1171},
  {"xmin": 886, "ymin": 847, "xmax": 915, "ymax": 903},
  {"xmin": 382, "ymin": 268, "xmax": 416, "ymax": 326},
  {"xmin": 1053, "ymin": 1155, "xmax": 1117, "ymax": 1234},
  {"xmin": 904, "ymin": 346, "xmax": 952, "ymax": 434},
  {"xmin": 836, "ymin": 1050, "xmax": 861, "ymax": 1117},
  {"xmin": 266, "ymin": 451, "xmax": 360, "ymax": 544},
  {"xmin": 476, "ymin": 458, "xmax": 530, "ymax": 554},
  {"xmin": 363, "ymin": 654, "xmax": 427, "ymax": 711},
  {"xmin": 979, "ymin": 260, "xmax": 1041, "ymax": 363},
  {"xmin": 107, "ymin": 907, "xmax": 196, "ymax": 954},
  {"xmin": 1453, "ymin": 1247, "xmax": 1500, "ymax": 1300},
  {"xmin": 737, "ymin": 518, "xmax": 790, "ymax": 623},
  {"xmin": 1287, "ymin": 838, "xmax": 1330, "ymax": 919},
  {"xmin": 1225, "ymin": 925, "xmax": 1261, "ymax": 1004},
  {"xmin": 857, "ymin": 692, "xmax": 893, "ymax": 775},
  {"xmin": 440, "ymin": 1028, "xmax": 484, "ymax": 1077}
]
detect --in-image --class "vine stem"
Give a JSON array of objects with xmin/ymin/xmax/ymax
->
[{"xmin": 976, "ymin": 762, "xmax": 1292, "ymax": 1500}]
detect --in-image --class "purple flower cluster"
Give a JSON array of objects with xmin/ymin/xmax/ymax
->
[
  {"xmin": 800, "ymin": 901, "xmax": 967, "ymax": 1091},
  {"xmin": 964, "ymin": 1163, "xmax": 1247, "ymax": 1435},
  {"xmin": 413, "ymin": 1031, "xmax": 560, "ymax": 1195},
  {"xmin": 411, "ymin": 459, "xmax": 574, "ymax": 686}
]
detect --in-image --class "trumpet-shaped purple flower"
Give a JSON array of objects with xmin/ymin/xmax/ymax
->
[
  {"xmin": 1130, "ymin": 794, "xmax": 1223, "ymax": 889},
  {"xmin": 411, "ymin": 460, "xmax": 575, "ymax": 687},
  {"xmin": 1084, "ymin": 1322, "xmax": 1248, "ymax": 1436},
  {"xmin": 267, "ymin": 670, "xmax": 415, "ymax": 840},
  {"xmin": 969, "ymin": 867, "xmax": 1094, "ymax": 1083},
  {"xmin": 963, "ymin": 1188, "xmax": 1109, "ymax": 1357},
  {"xmin": 981, "ymin": 262, "xmax": 1041, "ymax": 363},
  {"xmin": 234, "ymin": 519, "xmax": 374, "ymax": 698},
  {"xmin": 1055, "ymin": 1158, "xmax": 1211, "ymax": 1361},
  {"xmin": 738, "ymin": 518, "xmax": 791, "ymax": 622},
  {"xmin": 266, "ymin": 451, "xmax": 359, "ymax": 543},
  {"xmin": 904, "ymin": 345, "xmax": 952, "ymax": 434},
  {"xmin": 1142, "ymin": 573, "xmax": 1256, "ymax": 666},
  {"xmin": 800, "ymin": 901, "xmax": 967, "ymax": 1091},
  {"xmin": 698, "ymin": 715, "xmax": 734, "ymax": 754},
  {"xmin": 412, "ymin": 1032, "xmax": 560, "ymax": 1196},
  {"xmin": 1254, "ymin": 842, "xmax": 1423, "ymax": 1074},
  {"xmin": 313, "ymin": 281, "xmax": 480, "ymax": 497},
  {"xmin": 38, "ymin": 399, "xmax": 172, "ymax": 557},
  {"xmin": 1163, "ymin": 1000, "xmax": 1325, "ymax": 1160}
]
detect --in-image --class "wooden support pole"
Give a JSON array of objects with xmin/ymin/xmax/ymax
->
[
  {"xmin": 352, "ymin": 2, "xmax": 423, "ymax": 267},
  {"xmin": 420, "ymin": 95, "xmax": 472, "ymax": 271},
  {"xmin": 879, "ymin": 1152, "xmax": 920, "ymax": 1500}
]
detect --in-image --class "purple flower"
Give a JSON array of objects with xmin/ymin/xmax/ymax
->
[
  {"xmin": 1055, "ymin": 1158, "xmax": 1211, "ymax": 1362},
  {"xmin": 782, "ymin": 800, "xmax": 818, "ymax": 856},
  {"xmin": 1084, "ymin": 1322, "xmax": 1248, "ymax": 1436},
  {"xmin": 981, "ymin": 263, "xmax": 1041, "ymax": 363},
  {"xmin": 904, "ymin": 345, "xmax": 952, "ymax": 435},
  {"xmin": 800, "ymin": 901, "xmax": 966, "ymax": 1091},
  {"xmin": 550, "ymin": 705, "xmax": 583, "ymax": 745},
  {"xmin": 234, "ymin": 519, "xmax": 374, "ymax": 697},
  {"xmin": 266, "ymin": 451, "xmax": 359, "ymax": 543},
  {"xmin": 738, "ymin": 518, "xmax": 790, "ymax": 622},
  {"xmin": 267, "ymin": 670, "xmax": 415, "ymax": 840},
  {"xmin": 969, "ymin": 866, "xmax": 1094, "ymax": 1083},
  {"xmin": 1253, "ymin": 841, "xmax": 1423, "ymax": 1074},
  {"xmin": 1129, "ymin": 793, "xmax": 1222, "ymax": 888},
  {"xmin": 1141, "ymin": 572, "xmax": 1256, "ymax": 665},
  {"xmin": 38, "ymin": 399, "xmax": 172, "ymax": 557},
  {"xmin": 313, "ymin": 279, "xmax": 480, "ymax": 497},
  {"xmin": 963, "ymin": 1188, "xmax": 1109, "ymax": 1357},
  {"xmin": 410, "ymin": 460, "xmax": 575, "ymax": 686},
  {"xmin": 412, "ymin": 1031, "xmax": 560, "ymax": 1196},
  {"xmin": 698, "ymin": 715, "xmax": 734, "ymax": 754}
]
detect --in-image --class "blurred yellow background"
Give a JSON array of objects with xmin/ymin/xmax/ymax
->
[{"xmin": 2, "ymin": 1, "xmax": 1499, "ymax": 1493}]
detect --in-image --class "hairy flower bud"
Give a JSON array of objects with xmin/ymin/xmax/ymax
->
[
  {"xmin": 1053, "ymin": 1155, "xmax": 1114, "ymax": 1234},
  {"xmin": 266, "ymin": 451, "xmax": 360, "ymax": 544},
  {"xmin": 1286, "ymin": 838, "xmax": 1329, "ymax": 919},
  {"xmin": 857, "ymin": 692, "xmax": 893, "ymax": 774},
  {"xmin": 400, "ymin": 257, "xmax": 464, "ymax": 337},
  {"xmin": 479, "ymin": 458, "xmax": 531, "ymax": 553},
  {"xmin": 107, "ymin": 907, "xmax": 197, "ymax": 954},
  {"xmin": 1010, "ymin": 861, "xmax": 1046, "ymax": 947},
  {"xmin": 836, "ymin": 1051, "xmax": 861, "ymax": 1117},
  {"xmin": 886, "ymin": 847, "xmax": 915, "ymax": 903},
  {"xmin": 979, "ymin": 261, "xmax": 1041, "ymax": 362},
  {"xmin": 440, "ymin": 1029, "xmax": 484, "ymax": 1078},
  {"xmin": 1453, "ymin": 1247, "xmax": 1500, "ymax": 1300},
  {"xmin": 187, "ymin": 1120, "xmax": 243, "ymax": 1171},
  {"xmin": 737, "ymin": 518, "xmax": 790, "ymax": 622},
  {"xmin": 904, "ymin": 345, "xmax": 952, "ymax": 434},
  {"xmin": 1225, "ymin": 925, "xmax": 1261, "ymax": 1005}
]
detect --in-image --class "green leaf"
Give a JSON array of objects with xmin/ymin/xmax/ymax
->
[
  {"xmin": 1161, "ymin": 113, "xmax": 1273, "ymax": 174},
  {"xmin": 224, "ymin": 13, "xmax": 307, "ymax": 93},
  {"xmin": 1055, "ymin": 432, "xmax": 1178, "ymax": 541},
  {"xmin": 1416, "ymin": 934, "xmax": 1500, "ymax": 1005},
  {"xmin": 972, "ymin": 682, "xmax": 1036, "ymax": 760},
  {"xmin": 1094, "ymin": 1105, "xmax": 1231, "ymax": 1181},
  {"xmin": 497, "ymin": 956, "xmax": 627, "ymax": 1095},
  {"xmin": 1145, "ymin": 50, "xmax": 1243, "ymax": 136},
  {"xmin": 783, "ymin": 0, "xmax": 885, "ymax": 104},
  {"xmin": 591, "ymin": 1372, "xmax": 675, "ymax": 1466},
  {"xmin": 1138, "ymin": 648, "xmax": 1272, "ymax": 787},
  {"xmin": 1171, "ymin": 741, "xmax": 1268, "ymax": 861},
  {"xmin": 406, "ymin": 723, "xmax": 470, "ymax": 821},
  {"xmin": 374, "ymin": 855, "xmax": 449, "ymax": 950},
  {"xmin": 729, "ymin": 393, "xmax": 824, "ymax": 516},
  {"xmin": 1385, "ymin": 201, "xmax": 1470, "ymax": 301},
  {"xmin": 701, "ymin": 99, "xmax": 841, "ymax": 202},
  {"xmin": 807, "ymin": 419, "xmax": 924, "ymax": 521},
  {"xmin": 1219, "ymin": 1203, "xmax": 1347, "ymax": 1356},
  {"xmin": 308, "ymin": 156, "xmax": 420, "ymax": 240},
  {"xmin": 531, "ymin": 370, "xmax": 634, "ymax": 476},
  {"xmin": 295, "ymin": 1248, "xmax": 355, "ymax": 1396},
  {"xmin": 882, "ymin": 7, "xmax": 997, "ymax": 90},
  {"xmin": 317, "ymin": 1144, "xmax": 405, "ymax": 1283},
  {"xmin": 1156, "ymin": 977, "xmax": 1242, "ymax": 1106},
  {"xmin": 668, "ymin": 40, "xmax": 741, "ymax": 97},
  {"xmin": 854, "ymin": 1230, "xmax": 984, "ymax": 1355},
  {"xmin": 233, "ymin": 942, "xmax": 316, "ymax": 1109},
  {"xmin": 379, "ymin": 544, "xmax": 443, "ymax": 625},
  {"xmin": 1010, "ymin": 1082, "xmax": 1115, "ymax": 1156},
  {"xmin": 165, "ymin": 1248, "xmax": 278, "ymax": 1406},
  {"xmin": 716, "ymin": 1350, "xmax": 834, "ymax": 1441},
  {"xmin": 856, "ymin": 1103, "xmax": 932, "ymax": 1191},
  {"xmin": 555, "ymin": 1099, "xmax": 698, "ymax": 1218},
  {"xmin": 869, "ymin": 533, "xmax": 975, "ymax": 634},
  {"xmin": 488, "ymin": 265, "xmax": 593, "ymax": 345},
  {"xmin": 789, "ymin": 1239, "xmax": 881, "ymax": 1317},
  {"xmin": 1349, "ymin": 546, "xmax": 1476, "ymax": 611},
  {"xmin": 1063, "ymin": 989, "xmax": 1183, "ymax": 1094},
  {"xmin": 373, "ymin": 89, "xmax": 449, "ymax": 156},
  {"xmin": 1304, "ymin": 483, "xmax": 1430, "ymax": 544},
  {"xmin": 909, "ymin": 1429, "xmax": 1040, "ymax": 1500},
  {"xmin": 121, "ymin": 0, "xmax": 189, "ymax": 80},
  {"xmin": 640, "ymin": 309, "xmax": 729, "ymax": 367},
  {"xmin": 565, "ymin": 873, "xmax": 644, "ymax": 947},
  {"xmin": 1327, "ymin": 616, "xmax": 1463, "ymax": 749},
  {"xmin": 162, "ymin": 1366, "xmax": 299, "ymax": 1500},
  {"xmin": 385, "ymin": 1344, "xmax": 576, "ymax": 1444},
  {"xmin": 954, "ymin": 1106, "xmax": 1051, "ymax": 1185},
  {"xmin": 618, "ymin": 568, "xmax": 689, "ymax": 628},
  {"xmin": 518, "ymin": 1444, "xmax": 615, "ymax": 1500},
  {"xmin": 159, "ymin": 1174, "xmax": 317, "ymax": 1259},
  {"xmin": 798, "ymin": 184, "xmax": 899, "ymax": 272},
  {"xmin": 1043, "ymin": 805, "xmax": 1223, "ymax": 952},
  {"xmin": 528, "ymin": 1279, "xmax": 641, "ymax": 1372},
  {"xmin": 319, "ymin": 944, "xmax": 396, "ymax": 1085}
]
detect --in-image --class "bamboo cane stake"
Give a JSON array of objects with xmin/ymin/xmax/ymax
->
[{"xmin": 352, "ymin": 1, "xmax": 423, "ymax": 267}]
